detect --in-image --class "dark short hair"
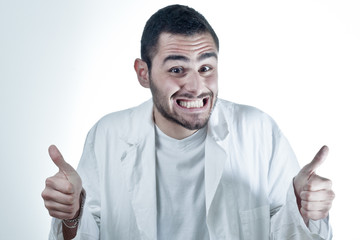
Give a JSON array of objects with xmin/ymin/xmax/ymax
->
[{"xmin": 141, "ymin": 4, "xmax": 219, "ymax": 71}]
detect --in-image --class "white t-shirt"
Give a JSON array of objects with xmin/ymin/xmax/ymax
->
[{"xmin": 155, "ymin": 125, "xmax": 209, "ymax": 240}]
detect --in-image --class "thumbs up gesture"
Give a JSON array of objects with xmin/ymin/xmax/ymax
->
[
  {"xmin": 293, "ymin": 146, "xmax": 335, "ymax": 225},
  {"xmin": 42, "ymin": 145, "xmax": 83, "ymax": 220}
]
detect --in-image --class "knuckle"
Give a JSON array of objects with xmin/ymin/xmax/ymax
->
[
  {"xmin": 325, "ymin": 202, "xmax": 332, "ymax": 210},
  {"xmin": 300, "ymin": 191, "xmax": 310, "ymax": 200},
  {"xmin": 49, "ymin": 211, "xmax": 57, "ymax": 218},
  {"xmin": 305, "ymin": 182, "xmax": 313, "ymax": 191},
  {"xmin": 319, "ymin": 211, "xmax": 328, "ymax": 219},
  {"xmin": 66, "ymin": 205, "xmax": 74, "ymax": 214},
  {"xmin": 61, "ymin": 210, "xmax": 75, "ymax": 219},
  {"xmin": 70, "ymin": 204, "xmax": 77, "ymax": 213},
  {"xmin": 308, "ymin": 212, "xmax": 319, "ymax": 220},
  {"xmin": 64, "ymin": 183, "xmax": 73, "ymax": 193},
  {"xmin": 301, "ymin": 200, "xmax": 310, "ymax": 210},
  {"xmin": 41, "ymin": 190, "xmax": 48, "ymax": 200},
  {"xmin": 66, "ymin": 203, "xmax": 78, "ymax": 215},
  {"xmin": 301, "ymin": 208, "xmax": 310, "ymax": 218},
  {"xmin": 44, "ymin": 201, "xmax": 55, "ymax": 210},
  {"xmin": 68, "ymin": 195, "xmax": 76, "ymax": 204},
  {"xmin": 44, "ymin": 201, "xmax": 51, "ymax": 210},
  {"xmin": 41, "ymin": 189, "xmax": 54, "ymax": 201},
  {"xmin": 327, "ymin": 179, "xmax": 333, "ymax": 188},
  {"xmin": 45, "ymin": 177, "xmax": 53, "ymax": 186},
  {"xmin": 322, "ymin": 179, "xmax": 332, "ymax": 189},
  {"xmin": 329, "ymin": 191, "xmax": 335, "ymax": 200}
]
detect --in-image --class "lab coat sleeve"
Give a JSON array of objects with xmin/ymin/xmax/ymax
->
[
  {"xmin": 48, "ymin": 125, "xmax": 101, "ymax": 240},
  {"xmin": 48, "ymin": 208, "xmax": 99, "ymax": 240},
  {"xmin": 268, "ymin": 128, "xmax": 332, "ymax": 239}
]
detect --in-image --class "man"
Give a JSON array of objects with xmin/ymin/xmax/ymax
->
[{"xmin": 42, "ymin": 4, "xmax": 335, "ymax": 239}]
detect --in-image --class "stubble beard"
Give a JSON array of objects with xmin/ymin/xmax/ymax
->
[{"xmin": 149, "ymin": 77, "xmax": 217, "ymax": 131}]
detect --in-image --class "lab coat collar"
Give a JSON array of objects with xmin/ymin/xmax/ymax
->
[
  {"xmin": 205, "ymin": 100, "xmax": 230, "ymax": 215},
  {"xmin": 122, "ymin": 99, "xmax": 230, "ymax": 239}
]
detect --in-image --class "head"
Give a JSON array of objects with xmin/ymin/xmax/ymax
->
[
  {"xmin": 141, "ymin": 4, "xmax": 219, "ymax": 72},
  {"xmin": 135, "ymin": 5, "xmax": 219, "ymax": 138}
]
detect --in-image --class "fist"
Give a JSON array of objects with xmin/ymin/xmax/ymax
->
[
  {"xmin": 41, "ymin": 145, "xmax": 83, "ymax": 220},
  {"xmin": 293, "ymin": 146, "xmax": 335, "ymax": 225}
]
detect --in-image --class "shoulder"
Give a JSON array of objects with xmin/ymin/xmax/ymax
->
[
  {"xmin": 88, "ymin": 100, "xmax": 153, "ymax": 141},
  {"xmin": 216, "ymin": 99, "xmax": 275, "ymax": 125},
  {"xmin": 213, "ymin": 99, "xmax": 281, "ymax": 141}
]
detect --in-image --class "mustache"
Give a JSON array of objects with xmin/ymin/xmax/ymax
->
[{"xmin": 172, "ymin": 92, "xmax": 213, "ymax": 99}]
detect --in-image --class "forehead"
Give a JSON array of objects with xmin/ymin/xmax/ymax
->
[{"xmin": 155, "ymin": 32, "xmax": 218, "ymax": 59}]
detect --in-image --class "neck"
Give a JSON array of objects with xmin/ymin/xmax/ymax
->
[{"xmin": 153, "ymin": 107, "xmax": 197, "ymax": 140}]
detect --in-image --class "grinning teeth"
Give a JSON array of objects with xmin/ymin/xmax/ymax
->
[{"xmin": 179, "ymin": 99, "xmax": 204, "ymax": 108}]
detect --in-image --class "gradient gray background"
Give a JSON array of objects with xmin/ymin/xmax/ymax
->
[{"xmin": 1, "ymin": 0, "xmax": 359, "ymax": 239}]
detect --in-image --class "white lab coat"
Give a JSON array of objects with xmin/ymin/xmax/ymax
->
[{"xmin": 49, "ymin": 99, "xmax": 331, "ymax": 239}]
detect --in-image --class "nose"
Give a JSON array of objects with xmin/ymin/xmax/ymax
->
[{"xmin": 183, "ymin": 71, "xmax": 204, "ymax": 96}]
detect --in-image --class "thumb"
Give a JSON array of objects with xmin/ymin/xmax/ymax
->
[
  {"xmin": 305, "ymin": 145, "xmax": 329, "ymax": 175},
  {"xmin": 48, "ymin": 145, "xmax": 76, "ymax": 176}
]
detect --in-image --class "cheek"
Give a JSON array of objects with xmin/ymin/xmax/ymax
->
[
  {"xmin": 155, "ymin": 78, "xmax": 181, "ymax": 99},
  {"xmin": 162, "ymin": 78, "xmax": 183, "ymax": 95},
  {"xmin": 206, "ymin": 74, "xmax": 218, "ymax": 93}
]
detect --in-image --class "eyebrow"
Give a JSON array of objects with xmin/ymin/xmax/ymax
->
[
  {"xmin": 163, "ymin": 55, "xmax": 190, "ymax": 65},
  {"xmin": 162, "ymin": 52, "xmax": 218, "ymax": 65},
  {"xmin": 198, "ymin": 52, "xmax": 218, "ymax": 61}
]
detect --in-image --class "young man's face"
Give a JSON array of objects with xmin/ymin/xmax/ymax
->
[{"xmin": 149, "ymin": 32, "xmax": 218, "ymax": 131}]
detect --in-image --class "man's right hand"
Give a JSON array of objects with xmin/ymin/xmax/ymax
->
[{"xmin": 42, "ymin": 145, "xmax": 83, "ymax": 220}]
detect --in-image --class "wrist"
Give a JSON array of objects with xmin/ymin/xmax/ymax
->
[{"xmin": 62, "ymin": 189, "xmax": 86, "ymax": 229}]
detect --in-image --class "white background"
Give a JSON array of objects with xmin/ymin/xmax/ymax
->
[{"xmin": 0, "ymin": 0, "xmax": 359, "ymax": 239}]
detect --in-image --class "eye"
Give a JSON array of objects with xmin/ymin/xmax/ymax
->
[
  {"xmin": 199, "ymin": 66, "xmax": 212, "ymax": 72},
  {"xmin": 169, "ymin": 67, "xmax": 184, "ymax": 74}
]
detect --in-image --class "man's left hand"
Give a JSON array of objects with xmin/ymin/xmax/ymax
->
[{"xmin": 293, "ymin": 145, "xmax": 335, "ymax": 225}]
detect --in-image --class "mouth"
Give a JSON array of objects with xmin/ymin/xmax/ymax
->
[{"xmin": 176, "ymin": 97, "xmax": 209, "ymax": 109}]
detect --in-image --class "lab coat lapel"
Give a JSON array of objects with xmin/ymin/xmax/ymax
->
[
  {"xmin": 122, "ymin": 100, "xmax": 158, "ymax": 240},
  {"xmin": 204, "ymin": 102, "xmax": 230, "ymax": 215}
]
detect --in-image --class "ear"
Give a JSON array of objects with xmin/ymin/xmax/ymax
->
[{"xmin": 134, "ymin": 58, "xmax": 150, "ymax": 88}]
